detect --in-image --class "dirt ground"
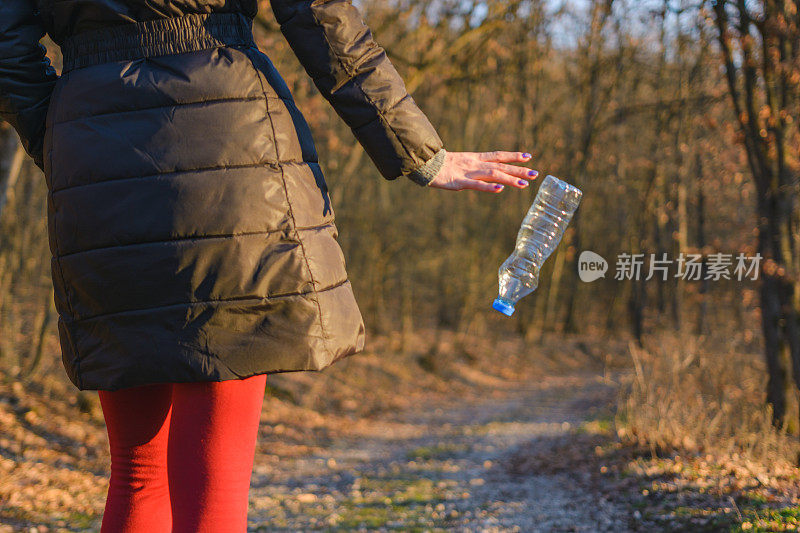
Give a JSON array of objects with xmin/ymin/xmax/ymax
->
[
  {"xmin": 0, "ymin": 352, "xmax": 633, "ymax": 531},
  {"xmin": 247, "ymin": 372, "xmax": 626, "ymax": 531},
  {"xmin": 2, "ymin": 331, "xmax": 795, "ymax": 532}
]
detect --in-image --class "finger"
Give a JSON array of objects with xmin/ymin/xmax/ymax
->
[
  {"xmin": 478, "ymin": 151, "xmax": 532, "ymax": 163},
  {"xmin": 460, "ymin": 179, "xmax": 504, "ymax": 193},
  {"xmin": 490, "ymin": 162, "xmax": 539, "ymax": 179},
  {"xmin": 469, "ymin": 168, "xmax": 529, "ymax": 188}
]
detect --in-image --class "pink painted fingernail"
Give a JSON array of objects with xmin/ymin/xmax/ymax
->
[
  {"xmin": 522, "ymin": 152, "xmax": 531, "ymax": 159},
  {"xmin": 528, "ymin": 170, "xmax": 538, "ymax": 177},
  {"xmin": 518, "ymin": 179, "xmax": 528, "ymax": 187}
]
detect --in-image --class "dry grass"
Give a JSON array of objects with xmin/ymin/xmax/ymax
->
[{"xmin": 617, "ymin": 331, "xmax": 799, "ymax": 470}]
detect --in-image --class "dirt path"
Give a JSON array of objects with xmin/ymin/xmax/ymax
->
[{"xmin": 247, "ymin": 372, "xmax": 629, "ymax": 532}]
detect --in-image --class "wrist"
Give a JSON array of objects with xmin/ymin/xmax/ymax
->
[{"xmin": 404, "ymin": 148, "xmax": 447, "ymax": 186}]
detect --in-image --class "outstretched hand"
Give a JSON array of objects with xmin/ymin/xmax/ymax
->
[{"xmin": 426, "ymin": 151, "xmax": 538, "ymax": 192}]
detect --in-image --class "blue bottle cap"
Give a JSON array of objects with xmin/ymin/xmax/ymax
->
[{"xmin": 492, "ymin": 298, "xmax": 515, "ymax": 316}]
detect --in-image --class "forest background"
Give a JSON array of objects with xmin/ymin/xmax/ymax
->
[{"xmin": 2, "ymin": 0, "xmax": 800, "ymax": 530}]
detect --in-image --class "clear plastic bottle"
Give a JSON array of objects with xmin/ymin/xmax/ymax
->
[{"xmin": 492, "ymin": 175, "xmax": 583, "ymax": 316}]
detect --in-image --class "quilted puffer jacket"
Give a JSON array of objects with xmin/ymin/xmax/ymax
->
[{"xmin": 0, "ymin": 0, "xmax": 447, "ymax": 390}]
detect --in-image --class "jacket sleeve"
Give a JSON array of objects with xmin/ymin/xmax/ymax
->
[
  {"xmin": 269, "ymin": 0, "xmax": 445, "ymax": 185},
  {"xmin": 0, "ymin": 0, "xmax": 59, "ymax": 173}
]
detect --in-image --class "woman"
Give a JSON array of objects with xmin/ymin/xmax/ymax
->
[{"xmin": 0, "ymin": 0, "xmax": 537, "ymax": 530}]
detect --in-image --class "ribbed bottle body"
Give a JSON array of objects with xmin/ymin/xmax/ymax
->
[{"xmin": 493, "ymin": 175, "xmax": 582, "ymax": 316}]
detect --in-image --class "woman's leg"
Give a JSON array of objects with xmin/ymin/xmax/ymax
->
[
  {"xmin": 167, "ymin": 373, "xmax": 267, "ymax": 533},
  {"xmin": 97, "ymin": 382, "xmax": 174, "ymax": 532}
]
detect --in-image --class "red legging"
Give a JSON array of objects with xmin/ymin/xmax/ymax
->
[{"xmin": 97, "ymin": 374, "xmax": 267, "ymax": 532}]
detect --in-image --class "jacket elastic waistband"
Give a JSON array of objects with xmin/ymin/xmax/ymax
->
[{"xmin": 61, "ymin": 12, "xmax": 256, "ymax": 73}]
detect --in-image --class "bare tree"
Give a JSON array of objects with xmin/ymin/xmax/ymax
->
[{"xmin": 710, "ymin": 0, "xmax": 800, "ymax": 429}]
